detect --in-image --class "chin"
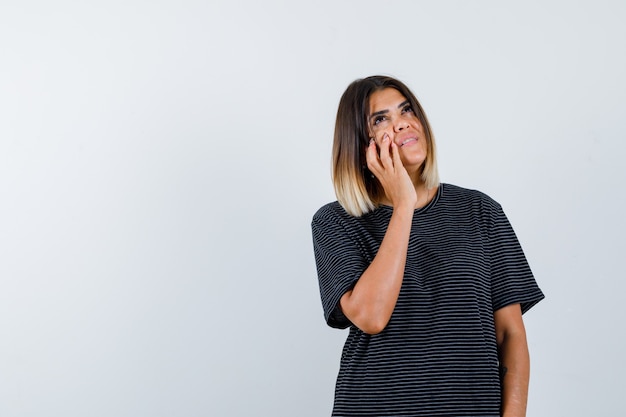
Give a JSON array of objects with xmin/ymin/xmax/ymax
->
[{"xmin": 401, "ymin": 155, "xmax": 427, "ymax": 169}]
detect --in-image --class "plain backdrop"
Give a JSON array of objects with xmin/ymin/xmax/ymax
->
[{"xmin": 1, "ymin": 1, "xmax": 625, "ymax": 416}]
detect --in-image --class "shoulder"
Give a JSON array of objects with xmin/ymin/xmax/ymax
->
[
  {"xmin": 312, "ymin": 201, "xmax": 348, "ymax": 224},
  {"xmin": 441, "ymin": 183, "xmax": 501, "ymax": 210},
  {"xmin": 311, "ymin": 201, "xmax": 351, "ymax": 233},
  {"xmin": 313, "ymin": 201, "xmax": 344, "ymax": 218},
  {"xmin": 312, "ymin": 201, "xmax": 380, "ymax": 236}
]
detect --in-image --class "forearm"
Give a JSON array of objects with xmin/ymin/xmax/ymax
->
[
  {"xmin": 499, "ymin": 331, "xmax": 530, "ymax": 417},
  {"xmin": 340, "ymin": 204, "xmax": 413, "ymax": 334}
]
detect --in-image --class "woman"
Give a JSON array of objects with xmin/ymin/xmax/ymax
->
[{"xmin": 311, "ymin": 75, "xmax": 544, "ymax": 417}]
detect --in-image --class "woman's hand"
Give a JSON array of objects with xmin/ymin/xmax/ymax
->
[{"xmin": 366, "ymin": 133, "xmax": 417, "ymax": 209}]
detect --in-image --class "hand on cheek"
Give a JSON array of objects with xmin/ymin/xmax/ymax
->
[
  {"xmin": 373, "ymin": 131, "xmax": 390, "ymax": 147},
  {"xmin": 370, "ymin": 133, "xmax": 391, "ymax": 158},
  {"xmin": 365, "ymin": 132, "xmax": 416, "ymax": 209}
]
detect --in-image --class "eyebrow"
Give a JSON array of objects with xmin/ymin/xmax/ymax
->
[{"xmin": 369, "ymin": 100, "xmax": 411, "ymax": 121}]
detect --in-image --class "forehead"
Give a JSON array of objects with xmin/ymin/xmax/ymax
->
[{"xmin": 368, "ymin": 88, "xmax": 407, "ymax": 112}]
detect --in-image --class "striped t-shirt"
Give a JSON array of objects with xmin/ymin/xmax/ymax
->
[{"xmin": 311, "ymin": 183, "xmax": 544, "ymax": 416}]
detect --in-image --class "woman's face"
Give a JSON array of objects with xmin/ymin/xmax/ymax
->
[{"xmin": 367, "ymin": 88, "xmax": 428, "ymax": 174}]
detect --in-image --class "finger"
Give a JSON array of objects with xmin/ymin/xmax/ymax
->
[
  {"xmin": 365, "ymin": 138, "xmax": 382, "ymax": 174},
  {"xmin": 378, "ymin": 134, "xmax": 393, "ymax": 167},
  {"xmin": 390, "ymin": 140, "xmax": 404, "ymax": 169}
]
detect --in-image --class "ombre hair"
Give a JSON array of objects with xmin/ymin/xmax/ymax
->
[{"xmin": 332, "ymin": 76, "xmax": 440, "ymax": 217}]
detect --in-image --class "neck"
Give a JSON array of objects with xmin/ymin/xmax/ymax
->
[{"xmin": 413, "ymin": 183, "xmax": 432, "ymax": 209}]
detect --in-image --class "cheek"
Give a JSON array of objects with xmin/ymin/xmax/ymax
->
[{"xmin": 411, "ymin": 120, "xmax": 424, "ymax": 132}]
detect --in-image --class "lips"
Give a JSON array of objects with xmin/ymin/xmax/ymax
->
[{"xmin": 400, "ymin": 137, "xmax": 418, "ymax": 147}]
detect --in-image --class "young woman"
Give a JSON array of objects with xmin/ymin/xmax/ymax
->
[{"xmin": 312, "ymin": 75, "xmax": 544, "ymax": 417}]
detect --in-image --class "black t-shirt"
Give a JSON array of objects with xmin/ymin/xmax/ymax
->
[{"xmin": 312, "ymin": 183, "xmax": 544, "ymax": 417}]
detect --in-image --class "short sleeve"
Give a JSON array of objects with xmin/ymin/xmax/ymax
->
[
  {"xmin": 488, "ymin": 202, "xmax": 545, "ymax": 314},
  {"xmin": 311, "ymin": 206, "xmax": 369, "ymax": 329}
]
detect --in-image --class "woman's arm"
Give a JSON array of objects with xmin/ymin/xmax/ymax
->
[
  {"xmin": 494, "ymin": 303, "xmax": 530, "ymax": 417},
  {"xmin": 339, "ymin": 203, "xmax": 413, "ymax": 334},
  {"xmin": 339, "ymin": 135, "xmax": 417, "ymax": 335}
]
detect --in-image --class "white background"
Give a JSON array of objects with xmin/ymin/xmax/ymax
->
[{"xmin": 1, "ymin": 1, "xmax": 624, "ymax": 416}]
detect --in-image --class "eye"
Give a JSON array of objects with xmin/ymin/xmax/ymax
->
[
  {"xmin": 373, "ymin": 115, "xmax": 387, "ymax": 125},
  {"xmin": 402, "ymin": 104, "xmax": 413, "ymax": 114}
]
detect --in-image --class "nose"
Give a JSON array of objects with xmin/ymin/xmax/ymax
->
[{"xmin": 393, "ymin": 119, "xmax": 410, "ymax": 132}]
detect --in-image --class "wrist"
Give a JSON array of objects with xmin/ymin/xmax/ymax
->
[{"xmin": 392, "ymin": 202, "xmax": 415, "ymax": 216}]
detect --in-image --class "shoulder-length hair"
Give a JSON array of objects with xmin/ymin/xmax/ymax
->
[{"xmin": 332, "ymin": 75, "xmax": 440, "ymax": 217}]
